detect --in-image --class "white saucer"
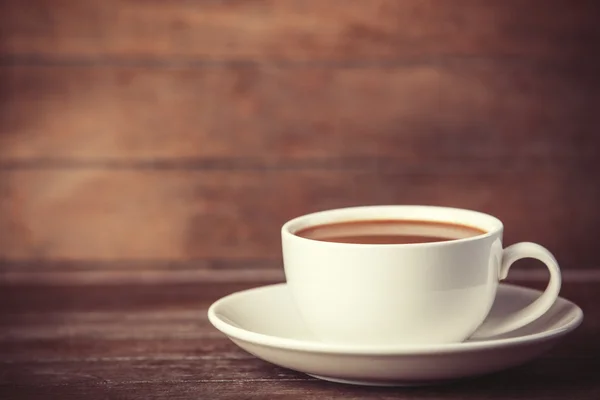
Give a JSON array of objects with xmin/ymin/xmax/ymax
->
[{"xmin": 208, "ymin": 283, "xmax": 583, "ymax": 386}]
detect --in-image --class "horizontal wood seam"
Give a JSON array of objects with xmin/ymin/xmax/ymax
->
[
  {"xmin": 1, "ymin": 269, "xmax": 599, "ymax": 286},
  {"xmin": 0, "ymin": 156, "xmax": 596, "ymax": 172},
  {"xmin": 0, "ymin": 258, "xmax": 281, "ymax": 272},
  {"xmin": 0, "ymin": 378, "xmax": 315, "ymax": 388},
  {"xmin": 1, "ymin": 54, "xmax": 598, "ymax": 69}
]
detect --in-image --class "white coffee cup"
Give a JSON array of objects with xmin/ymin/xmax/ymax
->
[{"xmin": 281, "ymin": 205, "xmax": 561, "ymax": 346}]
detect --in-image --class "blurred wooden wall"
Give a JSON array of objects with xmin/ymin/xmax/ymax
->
[{"xmin": 0, "ymin": 0, "xmax": 599, "ymax": 282}]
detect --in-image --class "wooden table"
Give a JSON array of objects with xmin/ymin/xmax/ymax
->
[
  {"xmin": 0, "ymin": 276, "xmax": 597, "ymax": 399},
  {"xmin": 1, "ymin": 0, "xmax": 599, "ymax": 398}
]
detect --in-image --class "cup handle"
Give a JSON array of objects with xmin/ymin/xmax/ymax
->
[{"xmin": 470, "ymin": 242, "xmax": 562, "ymax": 339}]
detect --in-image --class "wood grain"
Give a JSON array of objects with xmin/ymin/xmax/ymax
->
[
  {"xmin": 1, "ymin": 377, "xmax": 599, "ymax": 400},
  {"xmin": 0, "ymin": 280, "xmax": 596, "ymax": 350},
  {"xmin": 1, "ymin": 63, "xmax": 598, "ymax": 160},
  {"xmin": 1, "ymin": 0, "xmax": 598, "ymax": 62},
  {"xmin": 0, "ymin": 280, "xmax": 597, "ymax": 399},
  {"xmin": 0, "ymin": 168, "xmax": 598, "ymax": 265},
  {"xmin": 0, "ymin": 0, "xmax": 599, "ymax": 397}
]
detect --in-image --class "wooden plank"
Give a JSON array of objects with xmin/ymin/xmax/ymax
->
[
  {"xmin": 0, "ymin": 268, "xmax": 286, "ymax": 286},
  {"xmin": 3, "ymin": 355, "xmax": 596, "ymax": 390},
  {"xmin": 1, "ymin": 357, "xmax": 597, "ymax": 399},
  {"xmin": 1, "ymin": 375, "xmax": 599, "ymax": 400},
  {"xmin": 0, "ymin": 279, "xmax": 591, "ymax": 320},
  {"xmin": 0, "ymin": 310, "xmax": 220, "ymax": 341},
  {"xmin": 1, "ymin": 63, "xmax": 598, "ymax": 161},
  {"xmin": 8, "ymin": 329, "xmax": 595, "ymax": 366},
  {"xmin": 0, "ymin": 337, "xmax": 249, "ymax": 363},
  {"xmin": 0, "ymin": 280, "xmax": 596, "ymax": 357},
  {"xmin": 0, "ymin": 279, "xmax": 591, "ymax": 337},
  {"xmin": 0, "ymin": 168, "xmax": 598, "ymax": 265},
  {"xmin": 0, "ymin": 279, "xmax": 557, "ymax": 314},
  {"xmin": 3, "ymin": 267, "xmax": 597, "ymax": 286},
  {"xmin": 0, "ymin": 280, "xmax": 594, "ymax": 338},
  {"xmin": 1, "ymin": 0, "xmax": 598, "ymax": 62},
  {"xmin": 0, "ymin": 355, "xmax": 308, "ymax": 386},
  {"xmin": 1, "ymin": 376, "xmax": 599, "ymax": 400},
  {"xmin": 0, "ymin": 281, "xmax": 597, "ymax": 399},
  {"xmin": 0, "ymin": 281, "xmax": 267, "ymax": 313},
  {"xmin": 0, "ymin": 327, "xmax": 597, "ymax": 368}
]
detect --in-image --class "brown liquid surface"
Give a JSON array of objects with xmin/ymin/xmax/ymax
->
[{"xmin": 295, "ymin": 219, "xmax": 486, "ymax": 244}]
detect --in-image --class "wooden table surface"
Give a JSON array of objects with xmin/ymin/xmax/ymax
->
[
  {"xmin": 1, "ymin": 1, "xmax": 599, "ymax": 399},
  {"xmin": 0, "ymin": 275, "xmax": 597, "ymax": 400}
]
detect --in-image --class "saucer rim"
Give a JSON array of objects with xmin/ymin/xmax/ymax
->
[{"xmin": 208, "ymin": 282, "xmax": 583, "ymax": 355}]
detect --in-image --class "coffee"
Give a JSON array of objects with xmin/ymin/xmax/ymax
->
[{"xmin": 295, "ymin": 219, "xmax": 486, "ymax": 244}]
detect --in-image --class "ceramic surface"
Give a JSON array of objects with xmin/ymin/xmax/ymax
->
[
  {"xmin": 208, "ymin": 283, "xmax": 582, "ymax": 386},
  {"xmin": 281, "ymin": 206, "xmax": 561, "ymax": 345}
]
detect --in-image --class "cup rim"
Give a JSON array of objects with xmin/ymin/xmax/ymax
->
[{"xmin": 281, "ymin": 205, "xmax": 503, "ymax": 248}]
